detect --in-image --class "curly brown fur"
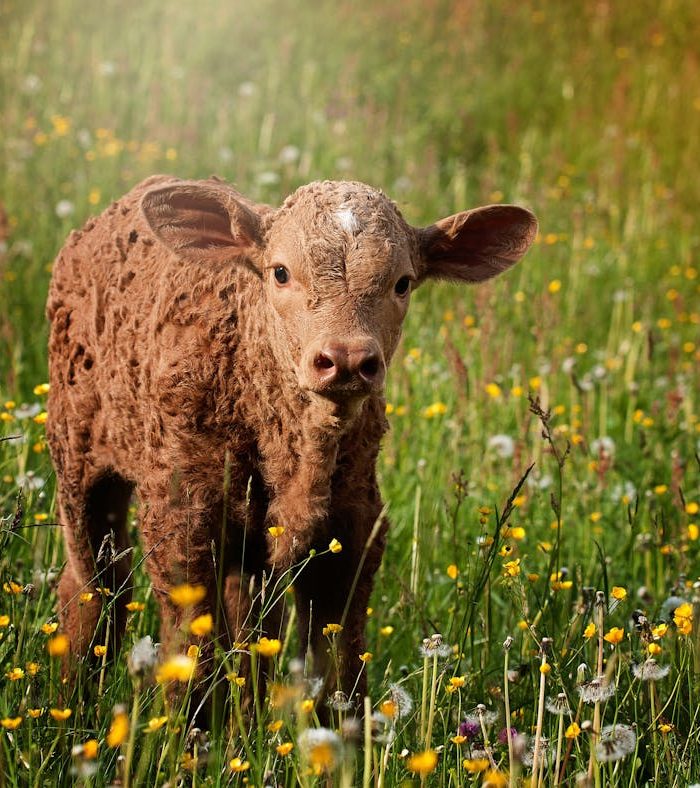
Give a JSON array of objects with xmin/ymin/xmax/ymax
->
[{"xmin": 46, "ymin": 174, "xmax": 536, "ymax": 707}]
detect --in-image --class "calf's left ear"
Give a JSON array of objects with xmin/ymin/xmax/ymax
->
[{"xmin": 416, "ymin": 204, "xmax": 537, "ymax": 284}]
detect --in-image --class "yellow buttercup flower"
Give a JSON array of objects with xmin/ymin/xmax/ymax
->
[
  {"xmin": 50, "ymin": 708, "xmax": 72, "ymax": 721},
  {"xmin": 674, "ymin": 603, "xmax": 693, "ymax": 635},
  {"xmin": 611, "ymin": 586, "xmax": 627, "ymax": 600},
  {"xmin": 229, "ymin": 757, "xmax": 250, "ymax": 773},
  {"xmin": 603, "ymin": 627, "xmax": 625, "ymax": 645},
  {"xmin": 359, "ymin": 651, "xmax": 373, "ymax": 663},
  {"xmin": 93, "ymin": 645, "xmax": 107, "ymax": 657},
  {"xmin": 463, "ymin": 758, "xmax": 489, "ymax": 772},
  {"xmin": 47, "ymin": 634, "xmax": 69, "ymax": 656},
  {"xmin": 322, "ymin": 623, "xmax": 343, "ymax": 636},
  {"xmin": 41, "ymin": 622, "xmax": 59, "ymax": 635},
  {"xmin": 146, "ymin": 716, "xmax": 168, "ymax": 732},
  {"xmin": 276, "ymin": 742, "xmax": 293, "ymax": 756},
  {"xmin": 583, "ymin": 622, "xmax": 596, "ymax": 639},
  {"xmin": 125, "ymin": 601, "xmax": 145, "ymax": 612},
  {"xmin": 169, "ymin": 583, "xmax": 206, "ymax": 607},
  {"xmin": 255, "ymin": 637, "xmax": 282, "ymax": 658},
  {"xmin": 156, "ymin": 655, "xmax": 195, "ymax": 683},
  {"xmin": 1, "ymin": 717, "xmax": 22, "ymax": 730},
  {"xmin": 268, "ymin": 525, "xmax": 285, "ymax": 538},
  {"xmin": 190, "ymin": 613, "xmax": 213, "ymax": 637},
  {"xmin": 328, "ymin": 538, "xmax": 342, "ymax": 553},
  {"xmin": 565, "ymin": 722, "xmax": 581, "ymax": 738},
  {"xmin": 82, "ymin": 740, "xmax": 99, "ymax": 759},
  {"xmin": 107, "ymin": 710, "xmax": 129, "ymax": 748},
  {"xmin": 503, "ymin": 559, "xmax": 521, "ymax": 577},
  {"xmin": 407, "ymin": 750, "xmax": 438, "ymax": 776}
]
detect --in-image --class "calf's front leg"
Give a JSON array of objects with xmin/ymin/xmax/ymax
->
[{"xmin": 293, "ymin": 509, "xmax": 388, "ymax": 707}]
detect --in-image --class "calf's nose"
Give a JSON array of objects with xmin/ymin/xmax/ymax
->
[{"xmin": 310, "ymin": 338, "xmax": 385, "ymax": 391}]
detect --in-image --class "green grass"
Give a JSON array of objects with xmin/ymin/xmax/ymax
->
[{"xmin": 1, "ymin": 0, "xmax": 699, "ymax": 784}]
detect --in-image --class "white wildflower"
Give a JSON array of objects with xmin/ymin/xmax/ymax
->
[
  {"xmin": 595, "ymin": 724, "xmax": 636, "ymax": 762},
  {"xmin": 55, "ymin": 200, "xmax": 75, "ymax": 219},
  {"xmin": 487, "ymin": 434, "xmax": 515, "ymax": 458}
]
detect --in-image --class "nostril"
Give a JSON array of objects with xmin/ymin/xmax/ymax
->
[
  {"xmin": 314, "ymin": 353, "xmax": 335, "ymax": 371},
  {"xmin": 359, "ymin": 355, "xmax": 381, "ymax": 381}
]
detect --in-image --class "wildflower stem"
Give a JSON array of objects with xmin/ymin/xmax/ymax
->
[
  {"xmin": 650, "ymin": 682, "xmax": 659, "ymax": 784},
  {"xmin": 98, "ymin": 623, "xmax": 111, "ymax": 697},
  {"xmin": 424, "ymin": 651, "xmax": 439, "ymax": 749},
  {"xmin": 477, "ymin": 708, "xmax": 498, "ymax": 771},
  {"xmin": 419, "ymin": 654, "xmax": 429, "ymax": 742},
  {"xmin": 531, "ymin": 652, "xmax": 547, "ymax": 786},
  {"xmin": 554, "ymin": 711, "xmax": 565, "ymax": 787},
  {"xmin": 362, "ymin": 696, "xmax": 372, "ymax": 788},
  {"xmin": 410, "ymin": 485, "xmax": 421, "ymax": 600},
  {"xmin": 589, "ymin": 595, "xmax": 605, "ymax": 782},
  {"xmin": 123, "ymin": 681, "xmax": 142, "ymax": 788},
  {"xmin": 503, "ymin": 645, "xmax": 515, "ymax": 786}
]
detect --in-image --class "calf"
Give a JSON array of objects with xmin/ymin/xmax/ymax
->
[{"xmin": 46, "ymin": 175, "xmax": 536, "ymax": 700}]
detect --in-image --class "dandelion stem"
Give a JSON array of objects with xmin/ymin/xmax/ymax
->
[
  {"xmin": 531, "ymin": 649, "xmax": 548, "ymax": 786},
  {"xmin": 477, "ymin": 707, "xmax": 498, "ymax": 771},
  {"xmin": 123, "ymin": 681, "xmax": 142, "ymax": 788},
  {"xmin": 424, "ymin": 651, "xmax": 439, "ymax": 749},
  {"xmin": 419, "ymin": 654, "xmax": 429, "ymax": 742},
  {"xmin": 588, "ymin": 595, "xmax": 605, "ymax": 782},
  {"xmin": 554, "ymin": 711, "xmax": 565, "ymax": 787},
  {"xmin": 650, "ymin": 681, "xmax": 659, "ymax": 784},
  {"xmin": 362, "ymin": 696, "xmax": 372, "ymax": 788},
  {"xmin": 98, "ymin": 623, "xmax": 111, "ymax": 697},
  {"xmin": 503, "ymin": 642, "xmax": 515, "ymax": 786}
]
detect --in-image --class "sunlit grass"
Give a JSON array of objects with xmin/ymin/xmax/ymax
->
[{"xmin": 1, "ymin": 0, "xmax": 699, "ymax": 784}]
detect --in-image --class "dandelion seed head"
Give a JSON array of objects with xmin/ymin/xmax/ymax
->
[
  {"xmin": 546, "ymin": 692, "xmax": 570, "ymax": 715},
  {"xmin": 128, "ymin": 635, "xmax": 158, "ymax": 675},
  {"xmin": 578, "ymin": 675, "xmax": 616, "ymax": 704},
  {"xmin": 419, "ymin": 633, "xmax": 452, "ymax": 658},
  {"xmin": 326, "ymin": 691, "xmax": 353, "ymax": 711},
  {"xmin": 632, "ymin": 659, "xmax": 671, "ymax": 682},
  {"xmin": 388, "ymin": 683, "xmax": 413, "ymax": 719},
  {"xmin": 487, "ymin": 434, "xmax": 515, "ymax": 458},
  {"xmin": 298, "ymin": 728, "xmax": 342, "ymax": 774},
  {"xmin": 595, "ymin": 724, "xmax": 637, "ymax": 762}
]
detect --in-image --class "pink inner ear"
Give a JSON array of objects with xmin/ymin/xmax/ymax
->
[
  {"xmin": 418, "ymin": 204, "xmax": 537, "ymax": 284},
  {"xmin": 141, "ymin": 184, "xmax": 263, "ymax": 264},
  {"xmin": 164, "ymin": 195, "xmax": 238, "ymax": 250}
]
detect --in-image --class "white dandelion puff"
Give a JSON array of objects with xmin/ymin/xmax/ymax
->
[
  {"xmin": 577, "ymin": 675, "xmax": 616, "ymax": 704},
  {"xmin": 631, "ymin": 659, "xmax": 670, "ymax": 682},
  {"xmin": 595, "ymin": 724, "xmax": 636, "ymax": 762}
]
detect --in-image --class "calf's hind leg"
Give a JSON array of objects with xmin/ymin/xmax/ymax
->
[{"xmin": 57, "ymin": 470, "xmax": 134, "ymax": 658}]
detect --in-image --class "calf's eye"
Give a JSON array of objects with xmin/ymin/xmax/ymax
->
[
  {"xmin": 394, "ymin": 275, "xmax": 411, "ymax": 296},
  {"xmin": 274, "ymin": 266, "xmax": 290, "ymax": 285}
]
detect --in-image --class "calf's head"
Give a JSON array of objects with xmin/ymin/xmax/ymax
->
[{"xmin": 142, "ymin": 179, "xmax": 536, "ymax": 405}]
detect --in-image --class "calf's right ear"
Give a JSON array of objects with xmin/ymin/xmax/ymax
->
[{"xmin": 141, "ymin": 181, "xmax": 264, "ymax": 271}]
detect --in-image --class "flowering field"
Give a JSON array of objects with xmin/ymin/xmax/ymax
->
[{"xmin": 1, "ymin": 0, "xmax": 699, "ymax": 785}]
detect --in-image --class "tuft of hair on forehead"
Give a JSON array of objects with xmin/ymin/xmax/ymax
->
[
  {"xmin": 334, "ymin": 207, "xmax": 361, "ymax": 235},
  {"xmin": 276, "ymin": 180, "xmax": 411, "ymax": 243}
]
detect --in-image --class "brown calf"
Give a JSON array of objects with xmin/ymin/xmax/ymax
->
[{"xmin": 46, "ymin": 175, "xmax": 536, "ymax": 702}]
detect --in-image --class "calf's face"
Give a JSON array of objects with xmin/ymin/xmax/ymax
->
[{"xmin": 142, "ymin": 179, "xmax": 537, "ymax": 405}]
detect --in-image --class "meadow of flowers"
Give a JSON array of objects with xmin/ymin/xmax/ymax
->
[{"xmin": 1, "ymin": 0, "xmax": 699, "ymax": 785}]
